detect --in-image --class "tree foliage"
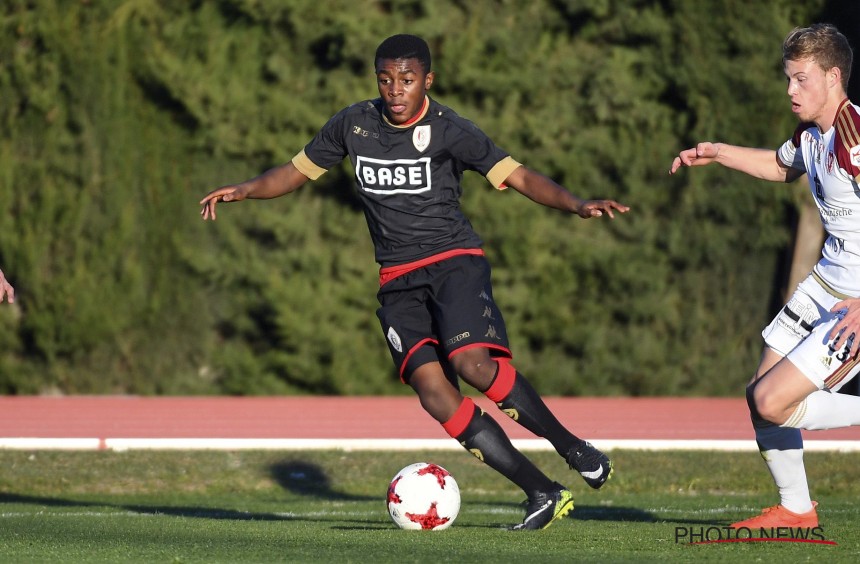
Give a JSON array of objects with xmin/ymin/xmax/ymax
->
[{"xmin": 1, "ymin": 0, "xmax": 851, "ymax": 396}]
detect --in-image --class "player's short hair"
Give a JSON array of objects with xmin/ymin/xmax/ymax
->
[
  {"xmin": 375, "ymin": 34, "xmax": 431, "ymax": 73},
  {"xmin": 783, "ymin": 23, "xmax": 853, "ymax": 90}
]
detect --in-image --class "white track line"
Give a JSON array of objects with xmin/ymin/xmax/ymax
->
[{"xmin": 0, "ymin": 437, "xmax": 858, "ymax": 451}]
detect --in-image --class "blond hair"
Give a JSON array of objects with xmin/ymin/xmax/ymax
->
[{"xmin": 783, "ymin": 23, "xmax": 853, "ymax": 90}]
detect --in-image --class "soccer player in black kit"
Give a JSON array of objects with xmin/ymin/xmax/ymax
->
[{"xmin": 201, "ymin": 34, "xmax": 629, "ymax": 530}]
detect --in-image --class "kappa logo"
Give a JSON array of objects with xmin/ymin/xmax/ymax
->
[
  {"xmin": 851, "ymin": 144, "xmax": 860, "ymax": 167},
  {"xmin": 352, "ymin": 125, "xmax": 380, "ymax": 139},
  {"xmin": 387, "ymin": 326, "xmax": 403, "ymax": 353},
  {"xmin": 413, "ymin": 125, "xmax": 431, "ymax": 152},
  {"xmin": 445, "ymin": 331, "xmax": 470, "ymax": 346},
  {"xmin": 356, "ymin": 156, "xmax": 431, "ymax": 195}
]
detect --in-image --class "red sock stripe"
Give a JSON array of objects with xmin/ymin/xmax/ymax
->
[
  {"xmin": 441, "ymin": 397, "xmax": 476, "ymax": 438},
  {"xmin": 484, "ymin": 359, "xmax": 516, "ymax": 403}
]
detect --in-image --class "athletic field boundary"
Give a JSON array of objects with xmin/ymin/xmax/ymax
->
[
  {"xmin": 2, "ymin": 438, "xmax": 859, "ymax": 452},
  {"xmin": 2, "ymin": 397, "xmax": 858, "ymax": 452}
]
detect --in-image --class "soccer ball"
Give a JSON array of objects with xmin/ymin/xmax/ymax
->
[{"xmin": 386, "ymin": 462, "xmax": 460, "ymax": 530}]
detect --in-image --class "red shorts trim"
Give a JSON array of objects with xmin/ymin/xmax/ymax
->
[
  {"xmin": 398, "ymin": 338, "xmax": 438, "ymax": 382},
  {"xmin": 448, "ymin": 342, "xmax": 512, "ymax": 361},
  {"xmin": 379, "ymin": 249, "xmax": 484, "ymax": 287}
]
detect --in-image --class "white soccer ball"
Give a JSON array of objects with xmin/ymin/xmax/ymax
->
[{"xmin": 386, "ymin": 462, "xmax": 460, "ymax": 530}]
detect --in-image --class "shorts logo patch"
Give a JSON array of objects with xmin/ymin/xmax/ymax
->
[
  {"xmin": 387, "ymin": 326, "xmax": 403, "ymax": 353},
  {"xmin": 782, "ymin": 295, "xmax": 818, "ymax": 334},
  {"xmin": 413, "ymin": 125, "xmax": 431, "ymax": 152}
]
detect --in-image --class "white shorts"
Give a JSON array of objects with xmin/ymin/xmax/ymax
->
[{"xmin": 761, "ymin": 274, "xmax": 860, "ymax": 392}]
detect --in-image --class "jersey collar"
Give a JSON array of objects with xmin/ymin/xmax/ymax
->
[{"xmin": 383, "ymin": 96, "xmax": 430, "ymax": 128}]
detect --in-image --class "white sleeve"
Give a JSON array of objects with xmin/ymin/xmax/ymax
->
[{"xmin": 777, "ymin": 138, "xmax": 805, "ymax": 171}]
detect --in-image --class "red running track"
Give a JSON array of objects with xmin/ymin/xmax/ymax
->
[{"xmin": 0, "ymin": 396, "xmax": 858, "ymax": 445}]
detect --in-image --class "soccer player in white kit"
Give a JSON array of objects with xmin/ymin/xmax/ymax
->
[{"xmin": 670, "ymin": 23, "xmax": 860, "ymax": 529}]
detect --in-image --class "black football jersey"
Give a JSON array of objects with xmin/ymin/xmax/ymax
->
[{"xmin": 292, "ymin": 96, "xmax": 520, "ymax": 267}]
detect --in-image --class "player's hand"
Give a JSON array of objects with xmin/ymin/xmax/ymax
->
[
  {"xmin": 199, "ymin": 185, "xmax": 248, "ymax": 221},
  {"xmin": 669, "ymin": 142, "xmax": 721, "ymax": 174},
  {"xmin": 577, "ymin": 199, "xmax": 630, "ymax": 219},
  {"xmin": 0, "ymin": 270, "xmax": 14, "ymax": 304},
  {"xmin": 829, "ymin": 298, "xmax": 860, "ymax": 359}
]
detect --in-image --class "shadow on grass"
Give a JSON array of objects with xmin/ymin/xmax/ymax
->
[
  {"xmin": 572, "ymin": 505, "xmax": 658, "ymax": 522},
  {"xmin": 0, "ymin": 492, "xmax": 291, "ymax": 521},
  {"xmin": 269, "ymin": 460, "xmax": 376, "ymax": 502},
  {"xmin": 2, "ymin": 458, "xmax": 723, "ymax": 528},
  {"xmin": 0, "ymin": 492, "xmax": 728, "ymax": 529},
  {"xmin": 0, "ymin": 459, "xmax": 375, "ymax": 523},
  {"xmin": 495, "ymin": 501, "xmax": 727, "ymax": 527},
  {"xmin": 330, "ymin": 504, "xmax": 670, "ymax": 531},
  {"xmin": 573, "ymin": 505, "xmax": 732, "ymax": 527}
]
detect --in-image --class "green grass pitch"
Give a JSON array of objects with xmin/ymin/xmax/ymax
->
[{"xmin": 1, "ymin": 449, "xmax": 859, "ymax": 562}]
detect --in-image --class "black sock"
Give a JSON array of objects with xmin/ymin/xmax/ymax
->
[
  {"xmin": 495, "ymin": 371, "xmax": 584, "ymax": 459},
  {"xmin": 451, "ymin": 400, "xmax": 554, "ymax": 494}
]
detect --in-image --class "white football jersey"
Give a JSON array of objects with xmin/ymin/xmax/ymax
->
[{"xmin": 778, "ymin": 98, "xmax": 860, "ymax": 297}]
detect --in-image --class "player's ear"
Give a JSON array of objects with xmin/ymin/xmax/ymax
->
[
  {"xmin": 828, "ymin": 66, "xmax": 841, "ymax": 89},
  {"xmin": 425, "ymin": 71, "xmax": 435, "ymax": 90}
]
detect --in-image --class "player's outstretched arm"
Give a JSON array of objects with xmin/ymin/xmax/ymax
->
[
  {"xmin": 503, "ymin": 165, "xmax": 630, "ymax": 219},
  {"xmin": 669, "ymin": 142, "xmax": 801, "ymax": 182},
  {"xmin": 200, "ymin": 162, "xmax": 310, "ymax": 221},
  {"xmin": 0, "ymin": 268, "xmax": 14, "ymax": 304}
]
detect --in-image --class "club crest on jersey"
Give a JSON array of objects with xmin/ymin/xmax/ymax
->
[
  {"xmin": 413, "ymin": 125, "xmax": 431, "ymax": 152},
  {"xmin": 851, "ymin": 144, "xmax": 860, "ymax": 167}
]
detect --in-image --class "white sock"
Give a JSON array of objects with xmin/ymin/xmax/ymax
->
[
  {"xmin": 783, "ymin": 390, "xmax": 860, "ymax": 430},
  {"xmin": 759, "ymin": 448, "xmax": 813, "ymax": 513}
]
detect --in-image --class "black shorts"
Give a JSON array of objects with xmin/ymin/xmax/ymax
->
[{"xmin": 376, "ymin": 254, "xmax": 512, "ymax": 382}]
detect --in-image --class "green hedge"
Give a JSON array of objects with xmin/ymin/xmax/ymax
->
[{"xmin": 1, "ymin": 0, "xmax": 851, "ymax": 396}]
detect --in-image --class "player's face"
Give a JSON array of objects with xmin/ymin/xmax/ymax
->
[
  {"xmin": 376, "ymin": 57, "xmax": 434, "ymax": 125},
  {"xmin": 784, "ymin": 57, "xmax": 834, "ymax": 127}
]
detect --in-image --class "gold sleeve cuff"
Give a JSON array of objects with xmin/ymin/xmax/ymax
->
[
  {"xmin": 292, "ymin": 149, "xmax": 327, "ymax": 180},
  {"xmin": 487, "ymin": 156, "xmax": 521, "ymax": 190}
]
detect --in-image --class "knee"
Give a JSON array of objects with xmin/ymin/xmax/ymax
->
[
  {"xmin": 408, "ymin": 365, "xmax": 462, "ymax": 422},
  {"xmin": 747, "ymin": 384, "xmax": 787, "ymax": 425},
  {"xmin": 450, "ymin": 353, "xmax": 497, "ymax": 390}
]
